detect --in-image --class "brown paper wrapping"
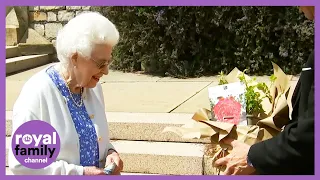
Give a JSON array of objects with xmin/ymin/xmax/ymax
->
[
  {"xmin": 163, "ymin": 109, "xmax": 279, "ymax": 175},
  {"xmin": 162, "ymin": 62, "xmax": 298, "ymax": 175},
  {"xmin": 163, "ymin": 108, "xmax": 279, "ymax": 143}
]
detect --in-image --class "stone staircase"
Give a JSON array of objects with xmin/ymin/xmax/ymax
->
[{"xmin": 6, "ymin": 6, "xmax": 57, "ymax": 76}]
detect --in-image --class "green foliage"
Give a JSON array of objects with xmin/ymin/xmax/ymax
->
[
  {"xmin": 218, "ymin": 71, "xmax": 228, "ymax": 85},
  {"xmin": 103, "ymin": 6, "xmax": 314, "ymax": 78},
  {"xmin": 238, "ymin": 71, "xmax": 268, "ymax": 115},
  {"xmin": 218, "ymin": 69, "xmax": 277, "ymax": 115}
]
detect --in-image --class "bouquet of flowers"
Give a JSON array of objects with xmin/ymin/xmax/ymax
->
[{"xmin": 162, "ymin": 62, "xmax": 298, "ymax": 174}]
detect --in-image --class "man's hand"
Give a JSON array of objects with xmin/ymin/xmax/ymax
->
[
  {"xmin": 105, "ymin": 149, "xmax": 123, "ymax": 175},
  {"xmin": 214, "ymin": 138, "xmax": 256, "ymax": 175}
]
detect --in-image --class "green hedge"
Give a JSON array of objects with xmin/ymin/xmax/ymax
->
[{"xmin": 103, "ymin": 6, "xmax": 314, "ymax": 78}]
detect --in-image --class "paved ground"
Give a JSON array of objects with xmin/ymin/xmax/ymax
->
[{"xmin": 6, "ymin": 63, "xmax": 299, "ymax": 113}]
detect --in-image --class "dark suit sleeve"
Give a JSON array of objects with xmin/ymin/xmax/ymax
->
[{"xmin": 247, "ymin": 56, "xmax": 314, "ymax": 175}]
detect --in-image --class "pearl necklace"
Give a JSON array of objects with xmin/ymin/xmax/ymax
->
[
  {"xmin": 65, "ymin": 83, "xmax": 83, "ymax": 108},
  {"xmin": 58, "ymin": 66, "xmax": 83, "ymax": 108}
]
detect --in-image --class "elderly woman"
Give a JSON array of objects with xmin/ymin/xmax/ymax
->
[{"xmin": 8, "ymin": 12, "xmax": 123, "ymax": 175}]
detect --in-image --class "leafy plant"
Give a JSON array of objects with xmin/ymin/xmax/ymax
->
[{"xmin": 218, "ymin": 70, "xmax": 277, "ymax": 115}]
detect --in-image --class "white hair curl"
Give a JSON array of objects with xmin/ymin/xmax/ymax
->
[{"xmin": 55, "ymin": 11, "xmax": 119, "ymax": 68}]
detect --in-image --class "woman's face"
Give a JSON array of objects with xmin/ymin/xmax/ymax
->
[{"xmin": 73, "ymin": 44, "xmax": 113, "ymax": 88}]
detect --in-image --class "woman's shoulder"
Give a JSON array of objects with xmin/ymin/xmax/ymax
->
[
  {"xmin": 14, "ymin": 65, "xmax": 58, "ymax": 109},
  {"xmin": 22, "ymin": 64, "xmax": 57, "ymax": 93}
]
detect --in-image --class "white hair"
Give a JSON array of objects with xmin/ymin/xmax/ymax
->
[{"xmin": 55, "ymin": 11, "xmax": 119, "ymax": 68}]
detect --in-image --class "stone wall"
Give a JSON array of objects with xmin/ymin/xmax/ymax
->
[{"xmin": 28, "ymin": 6, "xmax": 103, "ymax": 44}]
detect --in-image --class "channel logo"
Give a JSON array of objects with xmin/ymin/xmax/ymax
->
[{"xmin": 11, "ymin": 120, "xmax": 61, "ymax": 169}]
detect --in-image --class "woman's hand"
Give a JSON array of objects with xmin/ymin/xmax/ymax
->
[
  {"xmin": 83, "ymin": 166, "xmax": 106, "ymax": 175},
  {"xmin": 105, "ymin": 149, "xmax": 123, "ymax": 175}
]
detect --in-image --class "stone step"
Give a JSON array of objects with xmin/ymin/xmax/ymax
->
[
  {"xmin": 6, "ymin": 46, "xmax": 21, "ymax": 58},
  {"xmin": 17, "ymin": 43, "xmax": 55, "ymax": 56},
  {"xmin": 6, "ymin": 137, "xmax": 206, "ymax": 175},
  {"xmin": 6, "ymin": 54, "xmax": 55, "ymax": 75},
  {"xmin": 6, "ymin": 44, "xmax": 55, "ymax": 59},
  {"xmin": 6, "ymin": 111, "xmax": 210, "ymax": 144},
  {"xmin": 5, "ymin": 167, "xmax": 161, "ymax": 175}
]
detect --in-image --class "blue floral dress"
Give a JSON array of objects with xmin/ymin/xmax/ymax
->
[{"xmin": 46, "ymin": 66, "xmax": 100, "ymax": 167}]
